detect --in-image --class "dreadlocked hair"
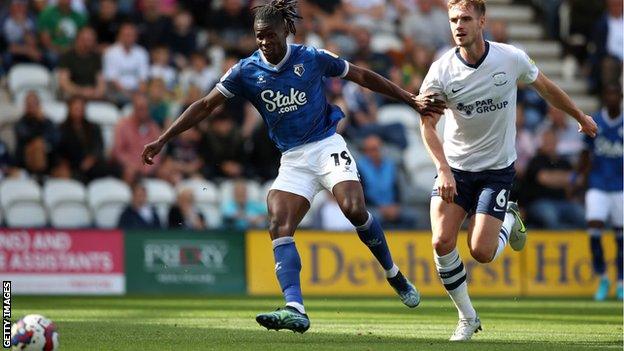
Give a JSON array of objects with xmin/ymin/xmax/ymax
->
[{"xmin": 253, "ymin": 0, "xmax": 302, "ymax": 35}]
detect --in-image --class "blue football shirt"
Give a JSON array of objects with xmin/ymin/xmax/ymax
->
[
  {"xmin": 585, "ymin": 109, "xmax": 623, "ymax": 191},
  {"xmin": 216, "ymin": 44, "xmax": 349, "ymax": 152}
]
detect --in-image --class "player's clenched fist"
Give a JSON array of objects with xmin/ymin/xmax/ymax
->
[
  {"xmin": 436, "ymin": 167, "xmax": 458, "ymax": 204},
  {"xmin": 142, "ymin": 139, "xmax": 165, "ymax": 165}
]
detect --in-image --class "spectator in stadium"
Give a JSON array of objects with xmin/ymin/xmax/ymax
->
[
  {"xmin": 350, "ymin": 27, "xmax": 392, "ymax": 78},
  {"xmin": 103, "ymin": 23, "xmax": 149, "ymax": 106},
  {"xmin": 246, "ymin": 122, "xmax": 281, "ymax": 182},
  {"xmin": 89, "ymin": 0, "xmax": 125, "ymax": 51},
  {"xmin": 157, "ymin": 126, "xmax": 203, "ymax": 184},
  {"xmin": 168, "ymin": 10, "xmax": 197, "ymax": 69},
  {"xmin": 357, "ymin": 135, "xmax": 417, "ymax": 229},
  {"xmin": 343, "ymin": 59, "xmax": 407, "ymax": 150},
  {"xmin": 57, "ymin": 27, "xmax": 106, "ymax": 100},
  {"xmin": 135, "ymin": 0, "xmax": 172, "ymax": 50},
  {"xmin": 37, "ymin": 0, "xmax": 87, "ymax": 65},
  {"xmin": 536, "ymin": 106, "xmax": 585, "ymax": 162},
  {"xmin": 400, "ymin": 0, "xmax": 451, "ymax": 50},
  {"xmin": 148, "ymin": 46, "xmax": 176, "ymax": 91},
  {"xmin": 118, "ymin": 181, "xmax": 161, "ymax": 229},
  {"xmin": 397, "ymin": 44, "xmax": 436, "ymax": 94},
  {"xmin": 57, "ymin": 96, "xmax": 108, "ymax": 183},
  {"xmin": 590, "ymin": 0, "xmax": 623, "ymax": 93},
  {"xmin": 523, "ymin": 129, "xmax": 585, "ymax": 229},
  {"xmin": 207, "ymin": 0, "xmax": 255, "ymax": 55},
  {"xmin": 177, "ymin": 0, "xmax": 212, "ymax": 27},
  {"xmin": 221, "ymin": 179, "xmax": 267, "ymax": 230},
  {"xmin": 146, "ymin": 78, "xmax": 172, "ymax": 128},
  {"xmin": 177, "ymin": 52, "xmax": 218, "ymax": 94},
  {"xmin": 14, "ymin": 91, "xmax": 60, "ymax": 177},
  {"xmin": 1, "ymin": 0, "xmax": 44, "ymax": 71},
  {"xmin": 168, "ymin": 187, "xmax": 206, "ymax": 230},
  {"xmin": 111, "ymin": 93, "xmax": 162, "ymax": 183},
  {"xmin": 200, "ymin": 112, "xmax": 246, "ymax": 180},
  {"xmin": 517, "ymin": 85, "xmax": 548, "ymax": 132}
]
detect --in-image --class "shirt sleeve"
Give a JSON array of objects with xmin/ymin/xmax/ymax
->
[
  {"xmin": 419, "ymin": 60, "xmax": 445, "ymax": 97},
  {"xmin": 516, "ymin": 47, "xmax": 539, "ymax": 84},
  {"xmin": 216, "ymin": 61, "xmax": 243, "ymax": 98},
  {"xmin": 314, "ymin": 47, "xmax": 349, "ymax": 78}
]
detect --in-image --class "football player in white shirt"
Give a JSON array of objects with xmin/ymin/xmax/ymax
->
[{"xmin": 418, "ymin": 0, "xmax": 598, "ymax": 341}]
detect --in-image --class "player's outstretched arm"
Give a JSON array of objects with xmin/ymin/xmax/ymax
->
[
  {"xmin": 343, "ymin": 63, "xmax": 446, "ymax": 115},
  {"xmin": 419, "ymin": 113, "xmax": 457, "ymax": 203},
  {"xmin": 530, "ymin": 72, "xmax": 598, "ymax": 137},
  {"xmin": 142, "ymin": 88, "xmax": 227, "ymax": 165}
]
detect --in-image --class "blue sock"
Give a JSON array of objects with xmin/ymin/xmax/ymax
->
[
  {"xmin": 615, "ymin": 229, "xmax": 622, "ymax": 281},
  {"xmin": 273, "ymin": 237, "xmax": 304, "ymax": 313},
  {"xmin": 589, "ymin": 229, "xmax": 605, "ymax": 275},
  {"xmin": 356, "ymin": 212, "xmax": 395, "ymax": 271}
]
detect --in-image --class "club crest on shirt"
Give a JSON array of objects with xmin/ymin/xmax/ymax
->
[
  {"xmin": 492, "ymin": 72, "xmax": 508, "ymax": 86},
  {"xmin": 294, "ymin": 64, "xmax": 305, "ymax": 77}
]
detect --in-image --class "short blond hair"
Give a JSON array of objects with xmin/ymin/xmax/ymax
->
[{"xmin": 447, "ymin": 0, "xmax": 486, "ymax": 16}]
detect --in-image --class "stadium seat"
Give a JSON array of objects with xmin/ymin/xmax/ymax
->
[
  {"xmin": 177, "ymin": 178, "xmax": 220, "ymax": 205},
  {"xmin": 0, "ymin": 178, "xmax": 46, "ymax": 228},
  {"xmin": 85, "ymin": 101, "xmax": 120, "ymax": 125},
  {"xmin": 219, "ymin": 180, "xmax": 263, "ymax": 204},
  {"xmin": 7, "ymin": 64, "xmax": 51, "ymax": 98},
  {"xmin": 5, "ymin": 203, "xmax": 47, "ymax": 228},
  {"xmin": 49, "ymin": 205, "xmax": 92, "ymax": 228},
  {"xmin": 377, "ymin": 104, "xmax": 420, "ymax": 130},
  {"xmin": 143, "ymin": 178, "xmax": 176, "ymax": 225},
  {"xmin": 43, "ymin": 179, "xmax": 91, "ymax": 228},
  {"xmin": 0, "ymin": 178, "xmax": 42, "ymax": 209},
  {"xmin": 87, "ymin": 177, "xmax": 131, "ymax": 228},
  {"xmin": 41, "ymin": 100, "xmax": 68, "ymax": 124}
]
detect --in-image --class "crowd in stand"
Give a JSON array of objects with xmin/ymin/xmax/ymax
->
[{"xmin": 0, "ymin": 0, "xmax": 621, "ymax": 230}]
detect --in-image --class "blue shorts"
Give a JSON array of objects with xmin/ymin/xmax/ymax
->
[{"xmin": 431, "ymin": 164, "xmax": 515, "ymax": 221}]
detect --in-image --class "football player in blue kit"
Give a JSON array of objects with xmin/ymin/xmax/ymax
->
[
  {"xmin": 142, "ymin": 0, "xmax": 445, "ymax": 333},
  {"xmin": 575, "ymin": 83, "xmax": 623, "ymax": 301}
]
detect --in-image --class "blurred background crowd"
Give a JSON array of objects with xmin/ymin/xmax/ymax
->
[{"xmin": 0, "ymin": 0, "xmax": 620, "ymax": 231}]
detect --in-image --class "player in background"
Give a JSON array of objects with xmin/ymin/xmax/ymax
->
[
  {"xmin": 575, "ymin": 83, "xmax": 623, "ymax": 301},
  {"xmin": 418, "ymin": 0, "xmax": 598, "ymax": 341},
  {"xmin": 142, "ymin": 0, "xmax": 445, "ymax": 333}
]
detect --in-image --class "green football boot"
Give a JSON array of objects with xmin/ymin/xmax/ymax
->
[
  {"xmin": 256, "ymin": 306, "xmax": 310, "ymax": 333},
  {"xmin": 507, "ymin": 201, "xmax": 527, "ymax": 251}
]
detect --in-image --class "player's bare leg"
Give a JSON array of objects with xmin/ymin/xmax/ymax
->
[
  {"xmin": 333, "ymin": 180, "xmax": 420, "ymax": 307},
  {"xmin": 430, "ymin": 197, "xmax": 481, "ymax": 341},
  {"xmin": 256, "ymin": 190, "xmax": 311, "ymax": 333}
]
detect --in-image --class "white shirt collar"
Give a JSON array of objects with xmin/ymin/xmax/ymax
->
[{"xmin": 259, "ymin": 44, "xmax": 292, "ymax": 71}]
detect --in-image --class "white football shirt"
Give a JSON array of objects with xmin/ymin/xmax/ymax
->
[{"xmin": 420, "ymin": 41, "xmax": 539, "ymax": 172}]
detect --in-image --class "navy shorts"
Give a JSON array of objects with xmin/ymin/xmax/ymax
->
[{"xmin": 431, "ymin": 164, "xmax": 515, "ymax": 221}]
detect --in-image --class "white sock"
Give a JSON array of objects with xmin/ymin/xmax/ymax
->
[
  {"xmin": 286, "ymin": 302, "xmax": 306, "ymax": 314},
  {"xmin": 435, "ymin": 248, "xmax": 476, "ymax": 319},
  {"xmin": 385, "ymin": 264, "xmax": 399, "ymax": 278},
  {"xmin": 492, "ymin": 212, "xmax": 514, "ymax": 261}
]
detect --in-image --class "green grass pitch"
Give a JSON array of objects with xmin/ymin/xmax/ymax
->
[{"xmin": 12, "ymin": 296, "xmax": 623, "ymax": 350}]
